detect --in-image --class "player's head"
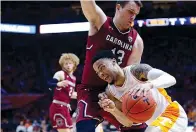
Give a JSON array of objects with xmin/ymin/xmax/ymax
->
[
  {"xmin": 59, "ymin": 53, "xmax": 80, "ymax": 73},
  {"xmin": 115, "ymin": 0, "xmax": 142, "ymax": 29},
  {"xmin": 92, "ymin": 50, "xmax": 120, "ymax": 84}
]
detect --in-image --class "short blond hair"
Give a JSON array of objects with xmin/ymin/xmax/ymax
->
[{"xmin": 59, "ymin": 53, "xmax": 80, "ymax": 72}]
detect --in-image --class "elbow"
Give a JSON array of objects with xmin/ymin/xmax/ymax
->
[
  {"xmin": 167, "ymin": 74, "xmax": 176, "ymax": 87},
  {"xmin": 171, "ymin": 76, "xmax": 176, "ymax": 86},
  {"xmin": 123, "ymin": 118, "xmax": 133, "ymax": 127}
]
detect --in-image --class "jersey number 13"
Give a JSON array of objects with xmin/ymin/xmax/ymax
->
[{"xmin": 111, "ymin": 48, "xmax": 125, "ymax": 65}]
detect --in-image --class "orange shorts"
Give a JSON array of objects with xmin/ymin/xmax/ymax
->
[{"xmin": 150, "ymin": 101, "xmax": 188, "ymax": 132}]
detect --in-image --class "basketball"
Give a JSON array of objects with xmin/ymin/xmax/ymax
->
[{"xmin": 122, "ymin": 91, "xmax": 157, "ymax": 123}]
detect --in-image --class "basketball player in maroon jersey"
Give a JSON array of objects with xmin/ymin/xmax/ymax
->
[
  {"xmin": 49, "ymin": 53, "xmax": 79, "ymax": 132},
  {"xmin": 77, "ymin": 0, "xmax": 146, "ymax": 132}
]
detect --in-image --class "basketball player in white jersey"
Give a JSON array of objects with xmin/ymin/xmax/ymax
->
[{"xmin": 92, "ymin": 50, "xmax": 188, "ymax": 132}]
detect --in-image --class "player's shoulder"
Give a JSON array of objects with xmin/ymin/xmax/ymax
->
[
  {"xmin": 129, "ymin": 63, "xmax": 153, "ymax": 73},
  {"xmin": 129, "ymin": 27, "xmax": 138, "ymax": 35},
  {"xmin": 53, "ymin": 70, "xmax": 65, "ymax": 81},
  {"xmin": 123, "ymin": 63, "xmax": 149, "ymax": 71},
  {"xmin": 129, "ymin": 63, "xmax": 153, "ymax": 81},
  {"xmin": 55, "ymin": 70, "xmax": 64, "ymax": 75},
  {"xmin": 130, "ymin": 63, "xmax": 152, "ymax": 69}
]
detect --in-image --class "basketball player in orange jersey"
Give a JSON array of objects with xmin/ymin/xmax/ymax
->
[
  {"xmin": 48, "ymin": 53, "xmax": 79, "ymax": 132},
  {"xmin": 77, "ymin": 0, "xmax": 146, "ymax": 131},
  {"xmin": 92, "ymin": 50, "xmax": 188, "ymax": 132}
]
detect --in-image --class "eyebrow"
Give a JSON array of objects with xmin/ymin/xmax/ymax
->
[
  {"xmin": 128, "ymin": 9, "xmax": 139, "ymax": 15},
  {"xmin": 97, "ymin": 64, "xmax": 102, "ymax": 71}
]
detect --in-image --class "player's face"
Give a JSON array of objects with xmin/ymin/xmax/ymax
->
[
  {"xmin": 93, "ymin": 59, "xmax": 117, "ymax": 84},
  {"xmin": 63, "ymin": 59, "xmax": 75, "ymax": 73},
  {"xmin": 116, "ymin": 1, "xmax": 140, "ymax": 29}
]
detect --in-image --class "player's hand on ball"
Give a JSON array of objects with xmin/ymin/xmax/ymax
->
[
  {"xmin": 129, "ymin": 83, "xmax": 153, "ymax": 97},
  {"xmin": 57, "ymin": 80, "xmax": 69, "ymax": 87},
  {"xmin": 98, "ymin": 99, "xmax": 116, "ymax": 113},
  {"xmin": 98, "ymin": 92, "xmax": 108, "ymax": 100}
]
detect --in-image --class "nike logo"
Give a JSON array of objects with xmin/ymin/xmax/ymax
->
[{"xmin": 86, "ymin": 44, "xmax": 93, "ymax": 50}]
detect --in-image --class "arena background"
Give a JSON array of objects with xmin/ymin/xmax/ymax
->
[{"xmin": 1, "ymin": 1, "xmax": 196, "ymax": 132}]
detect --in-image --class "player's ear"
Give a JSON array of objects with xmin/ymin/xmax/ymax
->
[
  {"xmin": 112, "ymin": 58, "xmax": 116, "ymax": 65},
  {"xmin": 116, "ymin": 4, "xmax": 121, "ymax": 11}
]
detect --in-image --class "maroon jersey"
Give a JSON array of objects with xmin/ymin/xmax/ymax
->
[
  {"xmin": 81, "ymin": 17, "xmax": 138, "ymax": 87},
  {"xmin": 53, "ymin": 71, "xmax": 76, "ymax": 103}
]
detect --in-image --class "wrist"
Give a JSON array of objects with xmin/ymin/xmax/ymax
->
[
  {"xmin": 57, "ymin": 82, "xmax": 60, "ymax": 87},
  {"xmin": 110, "ymin": 107, "xmax": 118, "ymax": 114}
]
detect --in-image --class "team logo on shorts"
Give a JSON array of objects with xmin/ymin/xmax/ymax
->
[
  {"xmin": 128, "ymin": 36, "xmax": 133, "ymax": 43},
  {"xmin": 56, "ymin": 118, "xmax": 64, "ymax": 127}
]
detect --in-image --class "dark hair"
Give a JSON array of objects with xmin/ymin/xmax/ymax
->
[
  {"xmin": 92, "ymin": 50, "xmax": 116, "ymax": 64},
  {"xmin": 116, "ymin": 0, "xmax": 143, "ymax": 8}
]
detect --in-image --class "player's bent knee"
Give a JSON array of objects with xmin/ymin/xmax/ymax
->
[
  {"xmin": 57, "ymin": 128, "xmax": 71, "ymax": 132},
  {"xmin": 145, "ymin": 126, "xmax": 162, "ymax": 132}
]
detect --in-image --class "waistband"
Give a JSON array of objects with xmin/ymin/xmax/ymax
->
[{"xmin": 52, "ymin": 99, "xmax": 71, "ymax": 111}]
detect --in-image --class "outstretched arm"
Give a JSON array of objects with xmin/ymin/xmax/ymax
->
[{"xmin": 80, "ymin": 0, "xmax": 107, "ymax": 30}]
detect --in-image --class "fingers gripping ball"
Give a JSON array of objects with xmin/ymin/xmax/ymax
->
[{"xmin": 122, "ymin": 91, "xmax": 157, "ymax": 123}]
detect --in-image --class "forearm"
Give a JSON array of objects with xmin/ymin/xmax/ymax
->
[
  {"xmin": 80, "ymin": 0, "xmax": 97, "ymax": 22},
  {"xmin": 47, "ymin": 78, "xmax": 58, "ymax": 88},
  {"xmin": 110, "ymin": 108, "xmax": 133, "ymax": 127},
  {"xmin": 148, "ymin": 69, "xmax": 176, "ymax": 89}
]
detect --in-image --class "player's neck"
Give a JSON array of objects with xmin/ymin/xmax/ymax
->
[
  {"xmin": 114, "ymin": 68, "xmax": 125, "ymax": 87},
  {"xmin": 63, "ymin": 69, "xmax": 73, "ymax": 75},
  {"xmin": 113, "ymin": 16, "xmax": 128, "ymax": 32}
]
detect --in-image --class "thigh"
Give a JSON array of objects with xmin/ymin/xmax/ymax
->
[
  {"xmin": 76, "ymin": 119, "xmax": 98, "ymax": 132},
  {"xmin": 57, "ymin": 128, "xmax": 71, "ymax": 132},
  {"xmin": 76, "ymin": 86, "xmax": 104, "ymax": 123}
]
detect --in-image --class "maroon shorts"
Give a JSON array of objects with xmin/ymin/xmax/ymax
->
[
  {"xmin": 76, "ymin": 84, "xmax": 147, "ymax": 130},
  {"xmin": 49, "ymin": 103, "xmax": 73, "ymax": 129}
]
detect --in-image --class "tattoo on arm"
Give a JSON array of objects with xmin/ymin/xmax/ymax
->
[{"xmin": 130, "ymin": 64, "xmax": 153, "ymax": 81}]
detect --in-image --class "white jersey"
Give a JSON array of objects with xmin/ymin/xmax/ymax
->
[{"xmin": 107, "ymin": 66, "xmax": 171, "ymax": 125}]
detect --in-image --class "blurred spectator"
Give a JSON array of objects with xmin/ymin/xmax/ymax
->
[
  {"xmin": 25, "ymin": 119, "xmax": 33, "ymax": 132},
  {"xmin": 193, "ymin": 122, "xmax": 196, "ymax": 132},
  {"xmin": 16, "ymin": 121, "xmax": 26, "ymax": 132}
]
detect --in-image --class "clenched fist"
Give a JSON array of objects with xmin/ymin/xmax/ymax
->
[{"xmin": 98, "ymin": 98, "xmax": 116, "ymax": 113}]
